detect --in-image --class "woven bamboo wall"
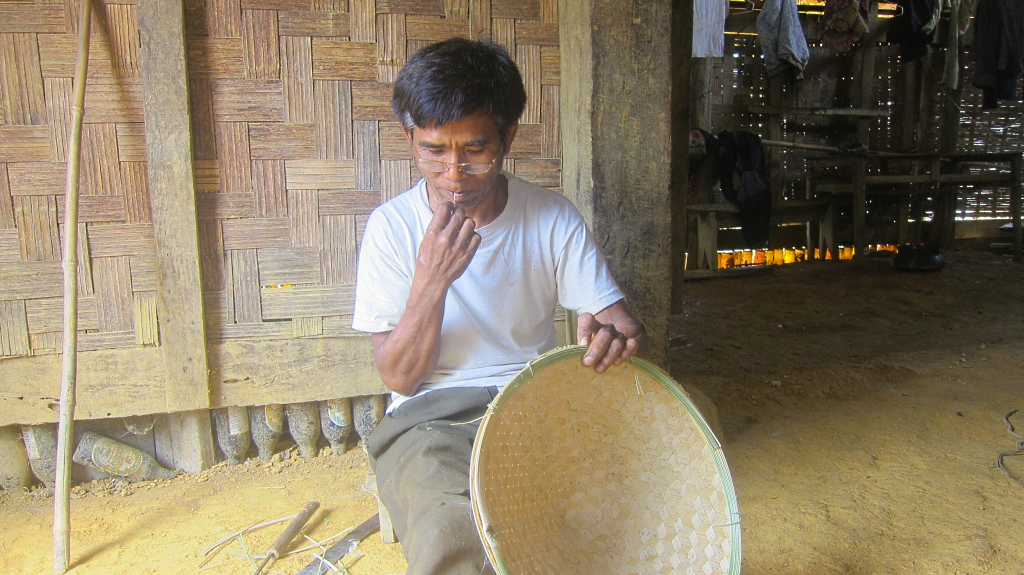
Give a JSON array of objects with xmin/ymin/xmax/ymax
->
[{"xmin": 0, "ymin": 0, "xmax": 562, "ymax": 360}]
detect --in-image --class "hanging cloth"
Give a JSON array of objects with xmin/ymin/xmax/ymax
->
[
  {"xmin": 757, "ymin": 0, "xmax": 811, "ymax": 79},
  {"xmin": 886, "ymin": 0, "xmax": 938, "ymax": 62},
  {"xmin": 972, "ymin": 0, "xmax": 1024, "ymax": 108},
  {"xmin": 717, "ymin": 130, "xmax": 772, "ymax": 248},
  {"xmin": 821, "ymin": 0, "xmax": 870, "ymax": 52},
  {"xmin": 693, "ymin": 0, "xmax": 729, "ymax": 57}
]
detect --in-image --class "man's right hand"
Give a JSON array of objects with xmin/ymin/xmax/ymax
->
[{"xmin": 416, "ymin": 202, "xmax": 481, "ymax": 288}]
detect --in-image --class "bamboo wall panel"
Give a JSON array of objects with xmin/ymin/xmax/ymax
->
[{"xmin": 0, "ymin": 0, "xmax": 562, "ymax": 367}]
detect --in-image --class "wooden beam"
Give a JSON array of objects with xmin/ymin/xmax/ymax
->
[
  {"xmin": 750, "ymin": 105, "xmax": 888, "ymax": 118},
  {"xmin": 137, "ymin": 0, "xmax": 211, "ymax": 414},
  {"xmin": 0, "ymin": 338, "xmax": 387, "ymax": 427},
  {"xmin": 671, "ymin": 1, "xmax": 693, "ymax": 314}
]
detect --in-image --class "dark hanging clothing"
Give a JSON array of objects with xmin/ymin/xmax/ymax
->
[
  {"xmin": 717, "ymin": 130, "xmax": 772, "ymax": 248},
  {"xmin": 886, "ymin": 0, "xmax": 937, "ymax": 62},
  {"xmin": 972, "ymin": 0, "xmax": 1024, "ymax": 109}
]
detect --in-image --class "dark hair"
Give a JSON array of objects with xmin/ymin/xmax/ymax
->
[{"xmin": 392, "ymin": 38, "xmax": 527, "ymax": 141}]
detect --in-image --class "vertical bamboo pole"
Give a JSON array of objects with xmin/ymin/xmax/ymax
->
[{"xmin": 54, "ymin": 0, "xmax": 92, "ymax": 572}]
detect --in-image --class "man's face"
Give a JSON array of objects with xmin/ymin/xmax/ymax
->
[{"xmin": 407, "ymin": 111, "xmax": 518, "ymax": 222}]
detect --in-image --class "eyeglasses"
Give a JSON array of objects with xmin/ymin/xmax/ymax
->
[{"xmin": 415, "ymin": 156, "xmax": 499, "ymax": 176}]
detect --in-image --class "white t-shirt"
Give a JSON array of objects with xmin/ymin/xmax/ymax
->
[{"xmin": 352, "ymin": 173, "xmax": 625, "ymax": 411}]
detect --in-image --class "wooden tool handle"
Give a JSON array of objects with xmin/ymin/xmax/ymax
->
[{"xmin": 268, "ymin": 500, "xmax": 320, "ymax": 559}]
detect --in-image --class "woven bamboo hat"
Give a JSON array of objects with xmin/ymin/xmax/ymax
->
[{"xmin": 470, "ymin": 346, "xmax": 740, "ymax": 575}]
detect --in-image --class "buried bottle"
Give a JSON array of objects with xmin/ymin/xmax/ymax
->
[
  {"xmin": 21, "ymin": 424, "xmax": 57, "ymax": 489},
  {"xmin": 213, "ymin": 406, "xmax": 252, "ymax": 464},
  {"xmin": 285, "ymin": 402, "xmax": 321, "ymax": 459},
  {"xmin": 250, "ymin": 404, "xmax": 284, "ymax": 460},
  {"xmin": 352, "ymin": 395, "xmax": 385, "ymax": 452},
  {"xmin": 0, "ymin": 426, "xmax": 33, "ymax": 491},
  {"xmin": 320, "ymin": 398, "xmax": 353, "ymax": 455},
  {"xmin": 72, "ymin": 431, "xmax": 177, "ymax": 481}
]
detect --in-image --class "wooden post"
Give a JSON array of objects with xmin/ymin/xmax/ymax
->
[
  {"xmin": 561, "ymin": 0, "xmax": 675, "ymax": 364},
  {"xmin": 1012, "ymin": 154, "xmax": 1022, "ymax": 263},
  {"xmin": 852, "ymin": 157, "xmax": 867, "ymax": 259},
  {"xmin": 672, "ymin": 3, "xmax": 695, "ymax": 312},
  {"xmin": 855, "ymin": 4, "xmax": 879, "ymax": 148},
  {"xmin": 54, "ymin": 0, "xmax": 91, "ymax": 571},
  {"xmin": 137, "ymin": 0, "xmax": 215, "ymax": 472}
]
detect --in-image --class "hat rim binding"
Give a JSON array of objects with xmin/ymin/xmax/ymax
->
[{"xmin": 469, "ymin": 345, "xmax": 742, "ymax": 575}]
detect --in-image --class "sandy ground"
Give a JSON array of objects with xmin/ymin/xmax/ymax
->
[{"xmin": 2, "ymin": 249, "xmax": 1024, "ymax": 574}]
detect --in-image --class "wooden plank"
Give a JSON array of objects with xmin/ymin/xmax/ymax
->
[
  {"xmin": 258, "ymin": 246, "xmax": 321, "ymax": 285},
  {"xmin": 229, "ymin": 248, "xmax": 262, "ymax": 322},
  {"xmin": 321, "ymin": 214, "xmax": 356, "ymax": 283},
  {"xmin": 186, "ymin": 37, "xmax": 245, "ymax": 78},
  {"xmin": 318, "ymin": 189, "xmax": 380, "ymax": 214},
  {"xmin": 506, "ymin": 122, "xmax": 542, "ymax": 158},
  {"xmin": 242, "ymin": 8, "xmax": 280, "ymax": 79},
  {"xmin": 313, "ymin": 80, "xmax": 353, "ymax": 159},
  {"xmin": 211, "ymin": 79, "xmax": 284, "ymax": 122},
  {"xmin": 190, "ymin": 78, "xmax": 218, "ymax": 160},
  {"xmin": 164, "ymin": 410, "xmax": 216, "ymax": 473},
  {"xmin": 377, "ymin": 13, "xmax": 406, "ymax": 82},
  {"xmin": 0, "ymin": 300, "xmax": 30, "ymax": 357},
  {"xmin": 288, "ymin": 188, "xmax": 320, "ymax": 247},
  {"xmin": 83, "ymin": 78, "xmax": 144, "ymax": 123},
  {"xmin": 7, "ymin": 162, "xmax": 65, "ymax": 196},
  {"xmin": 13, "ymin": 195, "xmax": 60, "ymax": 261},
  {"xmin": 405, "ymin": 15, "xmax": 470, "ymax": 41},
  {"xmin": 193, "ymin": 159, "xmax": 220, "ymax": 192},
  {"xmin": 130, "ymin": 254, "xmax": 158, "ymax": 292},
  {"xmin": 380, "ymin": 159, "xmax": 411, "ymax": 202},
  {"xmin": 281, "ymin": 36, "xmax": 313, "ymax": 123},
  {"xmin": 0, "ymin": 262, "xmax": 63, "ymax": 301},
  {"xmin": 279, "ymin": 10, "xmax": 349, "ymax": 37},
  {"xmin": 469, "ymin": 0, "xmax": 490, "ymax": 41},
  {"xmin": 138, "ymin": 0, "xmax": 212, "ymax": 415},
  {"xmin": 122, "ymin": 161, "xmax": 152, "ymax": 223},
  {"xmin": 492, "ymin": 0, "xmax": 539, "ymax": 19},
  {"xmin": 241, "ymin": 0, "xmax": 314, "ymax": 9},
  {"xmin": 0, "ymin": 5, "xmax": 66, "ymax": 33},
  {"xmin": 25, "ymin": 297, "xmax": 99, "ymax": 334},
  {"xmin": 0, "ymin": 126, "xmax": 51, "ymax": 162},
  {"xmin": 378, "ymin": 120, "xmax": 409, "ymax": 160},
  {"xmin": 134, "ymin": 291, "xmax": 159, "ymax": 346},
  {"xmin": 56, "ymin": 194, "xmax": 127, "ymax": 223},
  {"xmin": 209, "ymin": 337, "xmax": 386, "ymax": 406},
  {"xmin": 81, "ymin": 123, "xmax": 125, "ymax": 196},
  {"xmin": 202, "ymin": 289, "xmax": 234, "ymax": 327},
  {"xmin": 376, "ymin": 0, "xmax": 446, "ymax": 14},
  {"xmin": 116, "ymin": 123, "xmax": 148, "ymax": 162},
  {"xmin": 44, "ymin": 77, "xmax": 72, "ymax": 162},
  {"xmin": 516, "ymin": 22, "xmax": 557, "ymax": 45},
  {"xmin": 0, "ymin": 165, "xmax": 11, "ymax": 229},
  {"xmin": 352, "ymin": 82, "xmax": 394, "ymax": 121},
  {"xmin": 260, "ymin": 283, "xmax": 355, "ymax": 319},
  {"xmin": 206, "ymin": 320, "xmax": 292, "ymax": 341},
  {"xmin": 88, "ymin": 223, "xmax": 156, "ymax": 257},
  {"xmin": 285, "ymin": 159, "xmax": 356, "ymax": 189},
  {"xmin": 251, "ymin": 159, "xmax": 288, "ymax": 217},
  {"xmin": 541, "ymin": 84, "xmax": 559, "ymax": 157},
  {"xmin": 207, "ymin": 0, "xmax": 243, "ymax": 38},
  {"xmin": 350, "ymin": 0, "xmax": 376, "ymax": 41},
  {"xmin": 249, "ymin": 122, "xmax": 317, "ymax": 159},
  {"xmin": 106, "ymin": 3, "xmax": 141, "ymax": 78},
  {"xmin": 215, "ymin": 121, "xmax": 253, "ymax": 193},
  {"xmin": 513, "ymin": 158, "xmax": 560, "ymax": 188},
  {"xmin": 312, "ymin": 40, "xmax": 377, "ymax": 81},
  {"xmin": 0, "ymin": 33, "xmax": 47, "ymax": 125},
  {"xmin": 517, "ymin": 44, "xmax": 540, "ymax": 124},
  {"xmin": 78, "ymin": 330, "xmax": 137, "ymax": 352},
  {"xmin": 293, "ymin": 316, "xmax": 323, "ymax": 337},
  {"xmin": 222, "ymin": 217, "xmax": 291, "ymax": 249},
  {"xmin": 354, "ymin": 120, "xmax": 380, "ymax": 190},
  {"xmin": 92, "ymin": 256, "xmax": 135, "ymax": 332},
  {"xmin": 196, "ymin": 192, "xmax": 256, "ymax": 220},
  {"xmin": 540, "ymin": 44, "xmax": 559, "ymax": 85},
  {"xmin": 749, "ymin": 105, "xmax": 888, "ymax": 118},
  {"xmin": 490, "ymin": 17, "xmax": 514, "ymax": 59},
  {"xmin": 0, "ymin": 228, "xmax": 19, "ymax": 262}
]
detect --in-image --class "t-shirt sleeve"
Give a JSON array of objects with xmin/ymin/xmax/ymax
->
[
  {"xmin": 554, "ymin": 205, "xmax": 626, "ymax": 315},
  {"xmin": 351, "ymin": 210, "xmax": 413, "ymax": 333}
]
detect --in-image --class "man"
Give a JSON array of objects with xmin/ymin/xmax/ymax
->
[{"xmin": 352, "ymin": 38, "xmax": 647, "ymax": 575}]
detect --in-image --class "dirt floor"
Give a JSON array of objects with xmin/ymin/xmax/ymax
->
[{"xmin": 2, "ymin": 249, "xmax": 1024, "ymax": 574}]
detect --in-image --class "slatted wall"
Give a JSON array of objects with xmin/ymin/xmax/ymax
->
[{"xmin": 0, "ymin": 0, "xmax": 563, "ymax": 363}]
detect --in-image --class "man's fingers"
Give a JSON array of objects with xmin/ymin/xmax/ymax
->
[
  {"xmin": 594, "ymin": 331, "xmax": 626, "ymax": 373},
  {"xmin": 428, "ymin": 202, "xmax": 455, "ymax": 232},
  {"xmin": 576, "ymin": 313, "xmax": 597, "ymax": 347},
  {"xmin": 583, "ymin": 325, "xmax": 615, "ymax": 368}
]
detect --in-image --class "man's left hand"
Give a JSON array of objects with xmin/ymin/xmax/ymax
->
[{"xmin": 577, "ymin": 300, "xmax": 647, "ymax": 373}]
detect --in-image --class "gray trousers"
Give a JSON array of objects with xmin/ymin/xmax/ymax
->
[{"xmin": 367, "ymin": 387, "xmax": 499, "ymax": 575}]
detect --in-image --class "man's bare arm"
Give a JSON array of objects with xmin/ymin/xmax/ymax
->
[
  {"xmin": 371, "ymin": 203, "xmax": 480, "ymax": 396},
  {"xmin": 577, "ymin": 299, "xmax": 648, "ymax": 373}
]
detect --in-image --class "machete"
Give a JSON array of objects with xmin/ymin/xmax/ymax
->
[{"xmin": 296, "ymin": 513, "xmax": 381, "ymax": 575}]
